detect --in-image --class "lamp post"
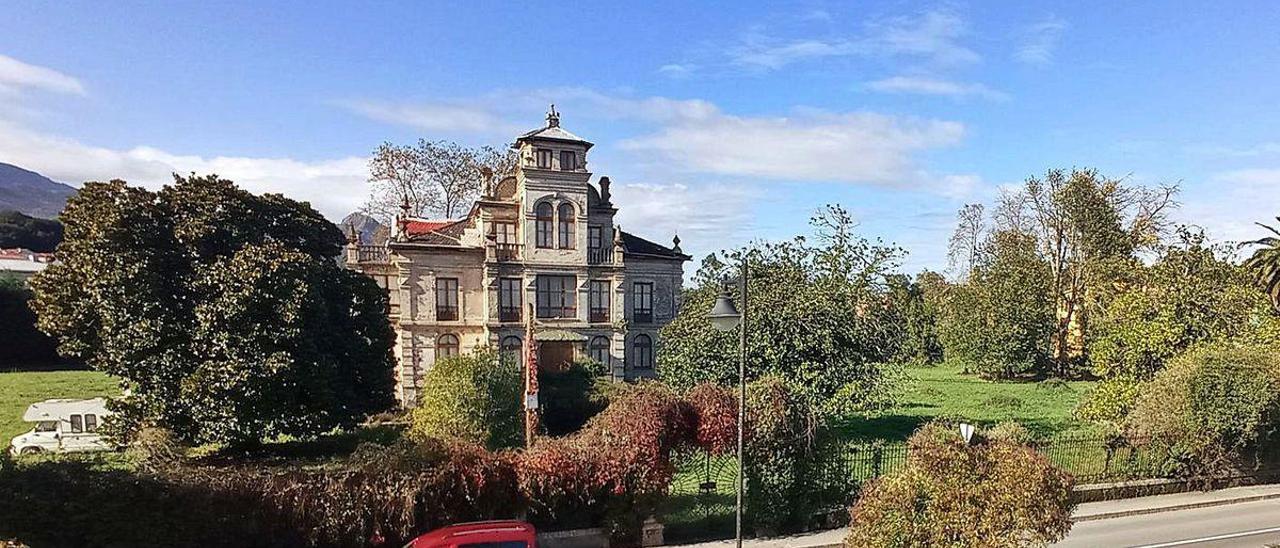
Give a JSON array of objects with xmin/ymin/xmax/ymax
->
[{"xmin": 706, "ymin": 259, "xmax": 746, "ymax": 548}]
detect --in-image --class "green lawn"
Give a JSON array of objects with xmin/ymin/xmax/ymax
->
[
  {"xmin": 0, "ymin": 370, "xmax": 117, "ymax": 447},
  {"xmin": 835, "ymin": 362, "xmax": 1101, "ymax": 442}
]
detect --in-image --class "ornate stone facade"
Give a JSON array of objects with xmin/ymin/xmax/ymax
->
[{"xmin": 345, "ymin": 109, "xmax": 689, "ymax": 406}]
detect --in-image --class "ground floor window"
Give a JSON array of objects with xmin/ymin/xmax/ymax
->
[
  {"xmin": 589, "ymin": 336, "xmax": 610, "ymax": 366},
  {"xmin": 632, "ymin": 334, "xmax": 653, "ymax": 369},
  {"xmin": 501, "ymin": 335, "xmax": 523, "ymax": 367},
  {"xmin": 437, "ymin": 334, "xmax": 459, "ymax": 360}
]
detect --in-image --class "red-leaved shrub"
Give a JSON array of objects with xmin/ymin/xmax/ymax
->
[{"xmin": 686, "ymin": 383, "xmax": 738, "ymax": 455}]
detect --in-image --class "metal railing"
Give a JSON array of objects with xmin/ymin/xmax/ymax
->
[
  {"xmin": 588, "ymin": 247, "xmax": 612, "ymax": 265},
  {"xmin": 499, "ymin": 306, "xmax": 521, "ymax": 323},
  {"xmin": 493, "ymin": 243, "xmax": 521, "ymax": 262},
  {"xmin": 589, "ymin": 309, "xmax": 609, "ymax": 323},
  {"xmin": 357, "ymin": 245, "xmax": 387, "ymax": 262},
  {"xmin": 436, "ymin": 305, "xmax": 458, "ymax": 321}
]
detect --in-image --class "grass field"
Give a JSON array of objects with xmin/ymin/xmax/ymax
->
[
  {"xmin": 836, "ymin": 361, "xmax": 1100, "ymax": 442},
  {"xmin": 0, "ymin": 370, "xmax": 117, "ymax": 447}
]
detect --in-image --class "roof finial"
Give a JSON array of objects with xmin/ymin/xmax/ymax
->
[
  {"xmin": 546, "ymin": 104, "xmax": 560, "ymax": 128},
  {"xmin": 672, "ymin": 233, "xmax": 682, "ymax": 254}
]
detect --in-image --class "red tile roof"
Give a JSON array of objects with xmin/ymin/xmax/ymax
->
[{"xmin": 403, "ymin": 219, "xmax": 458, "ymax": 236}]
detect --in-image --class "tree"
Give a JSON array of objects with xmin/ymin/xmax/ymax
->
[
  {"xmin": 1080, "ymin": 228, "xmax": 1280, "ymax": 424},
  {"xmin": 995, "ymin": 169, "xmax": 1177, "ymax": 374},
  {"xmin": 365, "ymin": 139, "xmax": 517, "ymax": 222},
  {"xmin": 0, "ymin": 276, "xmax": 62, "ymax": 367},
  {"xmin": 937, "ymin": 230, "xmax": 1056, "ymax": 378},
  {"xmin": 409, "ymin": 347, "xmax": 523, "ymax": 450},
  {"xmin": 946, "ymin": 203, "xmax": 986, "ymax": 280},
  {"xmin": 29, "ymin": 175, "xmax": 396, "ymax": 445},
  {"xmin": 845, "ymin": 421, "xmax": 1075, "ymax": 547},
  {"xmin": 883, "ymin": 273, "xmax": 943, "ymax": 364},
  {"xmin": 1244, "ymin": 217, "xmax": 1280, "ymax": 312},
  {"xmin": 659, "ymin": 205, "xmax": 902, "ymax": 419},
  {"xmin": 0, "ymin": 210, "xmax": 62, "ymax": 252}
]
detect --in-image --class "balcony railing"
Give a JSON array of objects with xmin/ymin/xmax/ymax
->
[
  {"xmin": 588, "ymin": 247, "xmax": 612, "ymax": 265},
  {"xmin": 589, "ymin": 309, "xmax": 609, "ymax": 323},
  {"xmin": 633, "ymin": 311, "xmax": 653, "ymax": 324},
  {"xmin": 493, "ymin": 243, "xmax": 521, "ymax": 262},
  {"xmin": 436, "ymin": 306, "xmax": 458, "ymax": 321},
  {"xmin": 499, "ymin": 306, "xmax": 521, "ymax": 323},
  {"xmin": 357, "ymin": 245, "xmax": 388, "ymax": 263}
]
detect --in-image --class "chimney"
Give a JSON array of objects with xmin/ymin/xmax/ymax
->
[{"xmin": 599, "ymin": 176, "xmax": 611, "ymax": 202}]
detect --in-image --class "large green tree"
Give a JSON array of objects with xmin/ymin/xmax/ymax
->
[
  {"xmin": 937, "ymin": 230, "xmax": 1056, "ymax": 379},
  {"xmin": 659, "ymin": 205, "xmax": 902, "ymax": 418},
  {"xmin": 30, "ymin": 175, "xmax": 396, "ymax": 445},
  {"xmin": 995, "ymin": 169, "xmax": 1176, "ymax": 375}
]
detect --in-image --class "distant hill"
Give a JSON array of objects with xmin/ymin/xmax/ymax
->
[
  {"xmin": 0, "ymin": 210, "xmax": 63, "ymax": 252},
  {"xmin": 0, "ymin": 162, "xmax": 76, "ymax": 219}
]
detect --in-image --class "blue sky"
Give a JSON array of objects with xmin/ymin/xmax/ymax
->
[{"xmin": 2, "ymin": 1, "xmax": 1279, "ymax": 273}]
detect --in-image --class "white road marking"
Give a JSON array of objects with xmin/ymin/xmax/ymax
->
[{"xmin": 1131, "ymin": 526, "xmax": 1280, "ymax": 547}]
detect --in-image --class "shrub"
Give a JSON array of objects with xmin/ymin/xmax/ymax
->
[
  {"xmin": 1126, "ymin": 345, "xmax": 1280, "ymax": 476},
  {"xmin": 1074, "ymin": 377, "xmax": 1142, "ymax": 427},
  {"xmin": 538, "ymin": 359, "xmax": 608, "ymax": 436},
  {"xmin": 742, "ymin": 376, "xmax": 812, "ymax": 534},
  {"xmin": 409, "ymin": 347, "xmax": 522, "ymax": 450},
  {"xmin": 845, "ymin": 421, "xmax": 1075, "ymax": 547},
  {"xmin": 519, "ymin": 382, "xmax": 693, "ymax": 540},
  {"xmin": 686, "ymin": 383, "xmax": 738, "ymax": 455}
]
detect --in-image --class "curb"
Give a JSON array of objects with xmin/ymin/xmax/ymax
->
[{"xmin": 1073, "ymin": 491, "xmax": 1280, "ymax": 522}]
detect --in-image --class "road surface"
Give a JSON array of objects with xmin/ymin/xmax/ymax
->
[{"xmin": 1054, "ymin": 498, "xmax": 1280, "ymax": 547}]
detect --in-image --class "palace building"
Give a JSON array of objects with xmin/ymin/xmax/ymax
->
[{"xmin": 345, "ymin": 108, "xmax": 689, "ymax": 405}]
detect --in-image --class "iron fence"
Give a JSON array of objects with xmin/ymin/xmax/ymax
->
[{"xmin": 662, "ymin": 434, "xmax": 1280, "ymax": 543}]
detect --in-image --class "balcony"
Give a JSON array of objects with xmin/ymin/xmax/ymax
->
[
  {"xmin": 436, "ymin": 306, "xmax": 458, "ymax": 321},
  {"xmin": 492, "ymin": 243, "xmax": 522, "ymax": 262},
  {"xmin": 587, "ymin": 247, "xmax": 612, "ymax": 265},
  {"xmin": 589, "ymin": 309, "xmax": 609, "ymax": 323},
  {"xmin": 357, "ymin": 245, "xmax": 388, "ymax": 263},
  {"xmin": 633, "ymin": 311, "xmax": 653, "ymax": 324},
  {"xmin": 499, "ymin": 306, "xmax": 521, "ymax": 323}
]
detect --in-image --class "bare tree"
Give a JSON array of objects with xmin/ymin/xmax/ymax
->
[
  {"xmin": 947, "ymin": 203, "xmax": 986, "ymax": 280},
  {"xmin": 364, "ymin": 139, "xmax": 517, "ymax": 222}
]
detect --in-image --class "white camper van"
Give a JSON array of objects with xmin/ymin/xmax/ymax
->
[{"xmin": 9, "ymin": 398, "xmax": 114, "ymax": 455}]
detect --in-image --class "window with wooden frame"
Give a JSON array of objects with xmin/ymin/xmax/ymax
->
[
  {"xmin": 435, "ymin": 278, "xmax": 459, "ymax": 320},
  {"xmin": 536, "ymin": 275, "xmax": 577, "ymax": 319}
]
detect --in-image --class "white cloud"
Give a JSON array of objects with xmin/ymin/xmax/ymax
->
[
  {"xmin": 1015, "ymin": 16, "xmax": 1068, "ymax": 65},
  {"xmin": 1186, "ymin": 142, "xmax": 1280, "ymax": 159},
  {"xmin": 864, "ymin": 75, "xmax": 1008, "ymax": 100},
  {"xmin": 658, "ymin": 63, "xmax": 698, "ymax": 78},
  {"xmin": 621, "ymin": 109, "xmax": 965, "ymax": 185},
  {"xmin": 610, "ymin": 181, "xmax": 756, "ymax": 259},
  {"xmin": 1179, "ymin": 168, "xmax": 1280, "ymax": 246},
  {"xmin": 0, "ymin": 121, "xmax": 369, "ymax": 219},
  {"xmin": 727, "ymin": 8, "xmax": 979, "ymax": 72},
  {"xmin": 335, "ymin": 99, "xmax": 523, "ymax": 137},
  {"xmin": 0, "ymin": 54, "xmax": 85, "ymax": 96}
]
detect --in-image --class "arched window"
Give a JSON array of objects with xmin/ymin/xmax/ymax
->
[
  {"xmin": 437, "ymin": 334, "xmax": 459, "ymax": 360},
  {"xmin": 535, "ymin": 202, "xmax": 554, "ymax": 248},
  {"xmin": 500, "ymin": 336, "xmax": 523, "ymax": 367},
  {"xmin": 589, "ymin": 336, "xmax": 610, "ymax": 367},
  {"xmin": 558, "ymin": 203, "xmax": 576, "ymax": 249},
  {"xmin": 632, "ymin": 334, "xmax": 653, "ymax": 370}
]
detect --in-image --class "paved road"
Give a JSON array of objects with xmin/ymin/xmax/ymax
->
[{"xmin": 1054, "ymin": 499, "xmax": 1280, "ymax": 547}]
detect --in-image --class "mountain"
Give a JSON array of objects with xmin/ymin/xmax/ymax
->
[
  {"xmin": 0, "ymin": 162, "xmax": 77, "ymax": 219},
  {"xmin": 339, "ymin": 211, "xmax": 389, "ymax": 245}
]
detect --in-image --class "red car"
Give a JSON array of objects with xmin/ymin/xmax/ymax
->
[{"xmin": 405, "ymin": 521, "xmax": 538, "ymax": 548}]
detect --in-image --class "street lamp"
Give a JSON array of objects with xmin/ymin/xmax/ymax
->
[{"xmin": 706, "ymin": 260, "xmax": 747, "ymax": 548}]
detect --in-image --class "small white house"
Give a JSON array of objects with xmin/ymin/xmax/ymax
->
[{"xmin": 10, "ymin": 398, "xmax": 113, "ymax": 455}]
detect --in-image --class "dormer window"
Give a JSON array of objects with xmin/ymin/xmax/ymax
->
[
  {"xmin": 560, "ymin": 150, "xmax": 577, "ymax": 171},
  {"xmin": 537, "ymin": 149, "xmax": 553, "ymax": 169}
]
